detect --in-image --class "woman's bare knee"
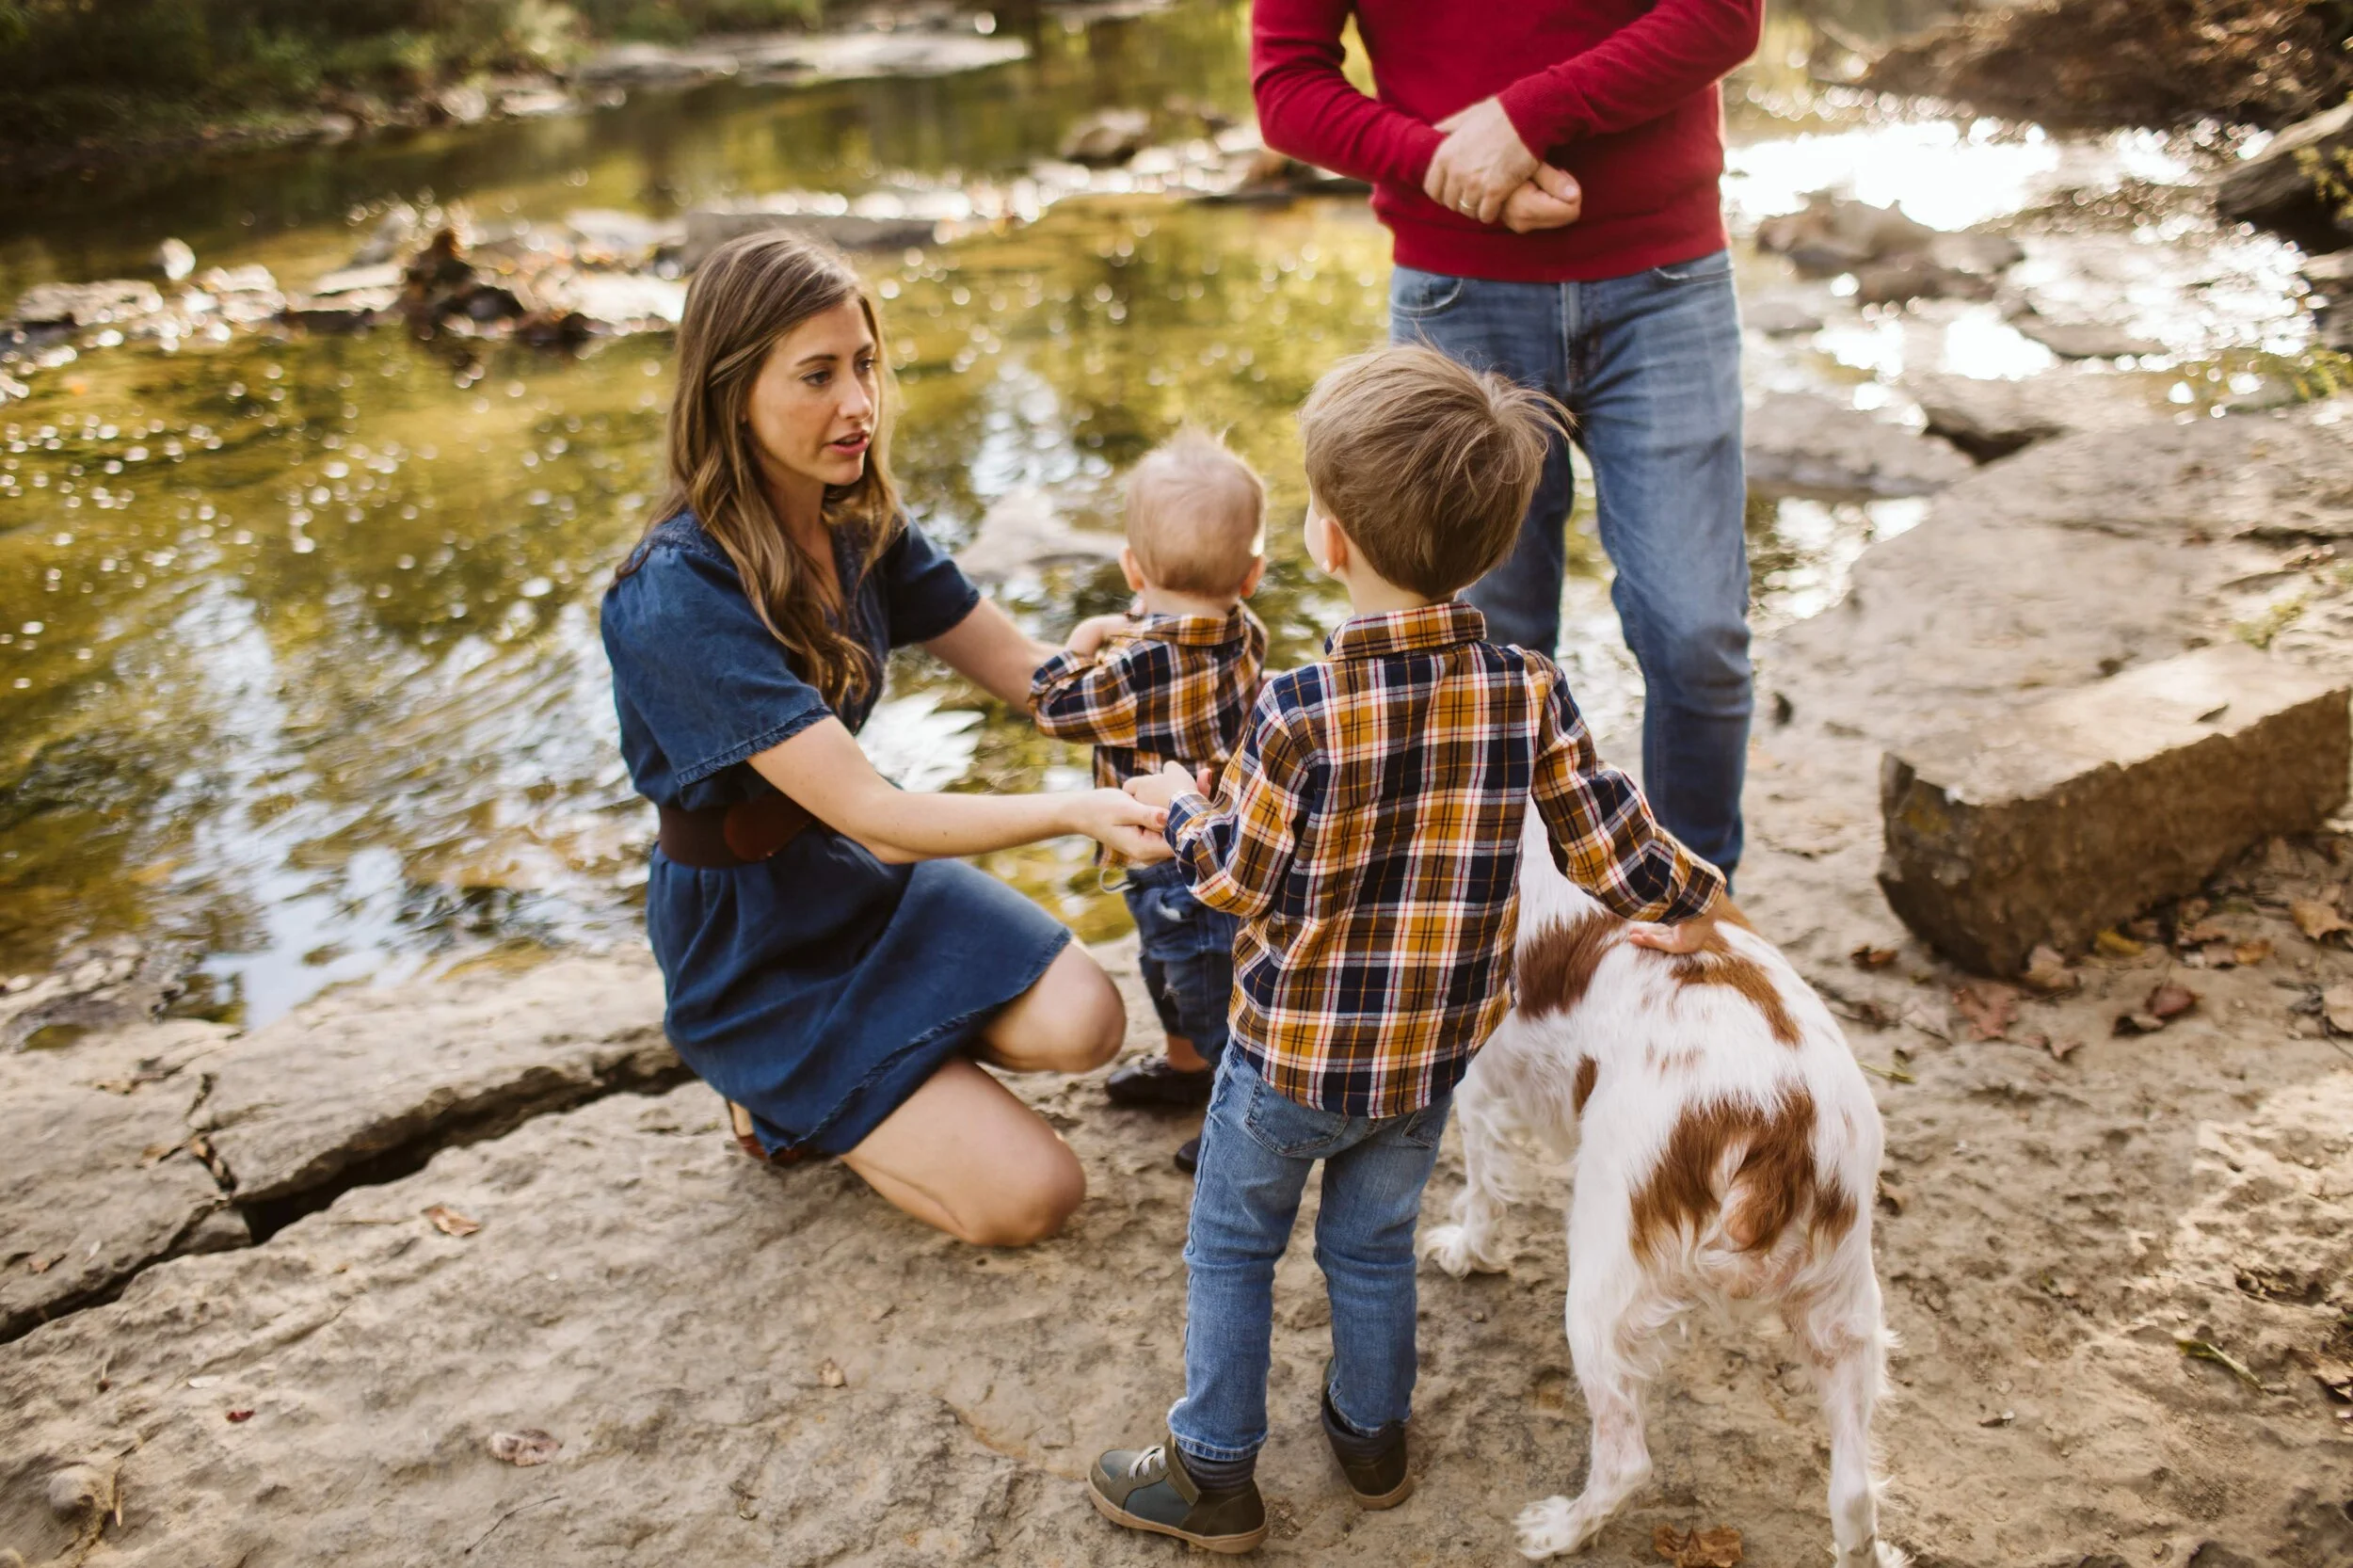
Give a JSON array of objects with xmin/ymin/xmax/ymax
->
[
  {"xmin": 951, "ymin": 1142, "xmax": 1086, "ymax": 1246},
  {"xmin": 990, "ymin": 946, "xmax": 1126, "ymax": 1074}
]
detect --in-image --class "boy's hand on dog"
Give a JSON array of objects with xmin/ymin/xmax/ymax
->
[{"xmin": 1625, "ymin": 899, "xmax": 1726, "ymax": 955}]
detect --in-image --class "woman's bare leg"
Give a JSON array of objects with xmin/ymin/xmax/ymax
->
[
  {"xmin": 840, "ymin": 942, "xmax": 1124, "ymax": 1246},
  {"xmin": 841, "ymin": 1058, "xmax": 1088, "ymax": 1246},
  {"xmin": 976, "ymin": 940, "xmax": 1125, "ymax": 1074}
]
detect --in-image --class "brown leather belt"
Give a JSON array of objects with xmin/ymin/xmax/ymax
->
[{"xmin": 656, "ymin": 791, "xmax": 815, "ymax": 869}]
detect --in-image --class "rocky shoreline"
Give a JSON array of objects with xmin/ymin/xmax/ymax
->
[{"xmin": 6, "ymin": 385, "xmax": 2351, "ymax": 1563}]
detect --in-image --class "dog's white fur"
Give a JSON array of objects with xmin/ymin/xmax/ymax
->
[{"xmin": 1422, "ymin": 814, "xmax": 1900, "ymax": 1566}]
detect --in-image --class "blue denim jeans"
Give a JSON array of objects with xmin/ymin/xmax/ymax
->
[
  {"xmin": 1391, "ymin": 251, "xmax": 1752, "ymax": 873},
  {"xmin": 1121, "ymin": 859, "xmax": 1238, "ymax": 1066},
  {"xmin": 1167, "ymin": 1051, "xmax": 1453, "ymax": 1464}
]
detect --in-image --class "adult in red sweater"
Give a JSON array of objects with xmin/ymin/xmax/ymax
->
[{"xmin": 1256, "ymin": 0, "xmax": 1764, "ymax": 878}]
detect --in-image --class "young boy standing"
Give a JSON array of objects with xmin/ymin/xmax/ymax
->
[
  {"xmin": 1087, "ymin": 347, "xmax": 1727, "ymax": 1552},
  {"xmin": 1032, "ymin": 430, "xmax": 1269, "ymax": 1173}
]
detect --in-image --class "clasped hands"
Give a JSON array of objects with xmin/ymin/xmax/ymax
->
[{"xmin": 1423, "ymin": 96, "xmax": 1580, "ymax": 233}]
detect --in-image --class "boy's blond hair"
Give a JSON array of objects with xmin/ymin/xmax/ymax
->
[
  {"xmin": 1125, "ymin": 427, "xmax": 1266, "ymax": 597},
  {"xmin": 1298, "ymin": 344, "xmax": 1565, "ymax": 599}
]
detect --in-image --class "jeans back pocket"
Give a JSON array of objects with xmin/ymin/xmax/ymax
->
[{"xmin": 1240, "ymin": 1065, "xmax": 1353, "ymax": 1159}]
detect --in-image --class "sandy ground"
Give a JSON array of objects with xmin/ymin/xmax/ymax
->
[{"xmin": 5, "ymin": 407, "xmax": 2353, "ymax": 1567}]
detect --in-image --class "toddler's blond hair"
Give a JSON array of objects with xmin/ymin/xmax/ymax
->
[{"xmin": 1125, "ymin": 428, "xmax": 1265, "ymax": 598}]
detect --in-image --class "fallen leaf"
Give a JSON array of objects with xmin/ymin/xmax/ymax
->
[
  {"xmin": 1655, "ymin": 1524, "xmax": 1744, "ymax": 1567},
  {"xmin": 1875, "ymin": 1173, "xmax": 1909, "ymax": 1215},
  {"xmin": 1849, "ymin": 944, "xmax": 1899, "ymax": 969},
  {"xmin": 2179, "ymin": 1337, "xmax": 2265, "ymax": 1392},
  {"xmin": 27, "ymin": 1254, "xmax": 56, "ymax": 1274},
  {"xmin": 2291, "ymin": 900, "xmax": 2352, "ymax": 943},
  {"xmin": 2092, "ymin": 929, "xmax": 2145, "ymax": 959},
  {"xmin": 488, "ymin": 1428, "xmax": 562, "ymax": 1466},
  {"xmin": 2145, "ymin": 982, "xmax": 2198, "ymax": 1021},
  {"xmin": 2113, "ymin": 1011, "xmax": 2167, "ymax": 1035},
  {"xmin": 1858, "ymin": 1059, "xmax": 1916, "ymax": 1083},
  {"xmin": 1977, "ymin": 1409, "xmax": 2015, "ymax": 1428},
  {"xmin": 225, "ymin": 1409, "xmax": 253, "ymax": 1423},
  {"xmin": 1897, "ymin": 1002, "xmax": 1951, "ymax": 1041},
  {"xmin": 423, "ymin": 1205, "xmax": 481, "ymax": 1238},
  {"xmin": 2232, "ymin": 939, "xmax": 2273, "ymax": 968},
  {"xmin": 2021, "ymin": 945, "xmax": 2080, "ymax": 995},
  {"xmin": 2322, "ymin": 984, "xmax": 2353, "ymax": 1035},
  {"xmin": 1952, "ymin": 982, "xmax": 2019, "ymax": 1041},
  {"xmin": 2048, "ymin": 1035, "xmax": 2084, "ymax": 1063},
  {"xmin": 2173, "ymin": 919, "xmax": 2231, "ymax": 948},
  {"xmin": 819, "ymin": 1360, "xmax": 846, "ymax": 1388}
]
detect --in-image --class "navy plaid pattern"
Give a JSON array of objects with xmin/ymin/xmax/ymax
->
[
  {"xmin": 1031, "ymin": 604, "xmax": 1268, "ymax": 799},
  {"xmin": 1164, "ymin": 600, "xmax": 1723, "ymax": 1117}
]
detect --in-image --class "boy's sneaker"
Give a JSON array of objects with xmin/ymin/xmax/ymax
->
[
  {"xmin": 1105, "ymin": 1059, "xmax": 1213, "ymax": 1109},
  {"xmin": 1322, "ymin": 1375, "xmax": 1413, "ymax": 1509},
  {"xmin": 1087, "ymin": 1436, "xmax": 1268, "ymax": 1554}
]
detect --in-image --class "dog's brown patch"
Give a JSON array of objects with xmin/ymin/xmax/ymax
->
[
  {"xmin": 1669, "ymin": 936, "xmax": 1802, "ymax": 1047},
  {"xmin": 1630, "ymin": 1090, "xmax": 1843, "ymax": 1263},
  {"xmin": 1572, "ymin": 1056, "xmax": 1599, "ymax": 1115},
  {"xmin": 1516, "ymin": 910, "xmax": 1626, "ymax": 1017}
]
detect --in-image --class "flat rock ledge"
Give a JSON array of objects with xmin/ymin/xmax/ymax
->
[{"xmin": 1, "ymin": 952, "xmax": 681, "ymax": 1346}]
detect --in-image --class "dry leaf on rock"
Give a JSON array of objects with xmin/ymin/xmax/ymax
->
[
  {"xmin": 423, "ymin": 1205, "xmax": 481, "ymax": 1238},
  {"xmin": 2021, "ymin": 945, "xmax": 2080, "ymax": 994},
  {"xmin": 2291, "ymin": 900, "xmax": 2352, "ymax": 943},
  {"xmin": 2092, "ymin": 929, "xmax": 2145, "ymax": 959},
  {"xmin": 488, "ymin": 1429, "xmax": 562, "ymax": 1466},
  {"xmin": 2048, "ymin": 1035, "xmax": 2084, "ymax": 1063},
  {"xmin": 2114, "ymin": 1012, "xmax": 2166, "ymax": 1035},
  {"xmin": 819, "ymin": 1360, "xmax": 846, "ymax": 1388},
  {"xmin": 2322, "ymin": 984, "xmax": 2353, "ymax": 1035},
  {"xmin": 1850, "ymin": 944, "xmax": 1899, "ymax": 969},
  {"xmin": 1655, "ymin": 1524, "xmax": 1744, "ymax": 1567},
  {"xmin": 225, "ymin": 1409, "xmax": 253, "ymax": 1423},
  {"xmin": 2173, "ymin": 919, "xmax": 2231, "ymax": 948},
  {"xmin": 1952, "ymin": 982, "xmax": 2019, "ymax": 1041},
  {"xmin": 2232, "ymin": 939, "xmax": 2273, "ymax": 967},
  {"xmin": 2146, "ymin": 982, "xmax": 2198, "ymax": 1020}
]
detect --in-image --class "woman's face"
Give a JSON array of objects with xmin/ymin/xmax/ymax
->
[{"xmin": 745, "ymin": 297, "xmax": 879, "ymax": 499}]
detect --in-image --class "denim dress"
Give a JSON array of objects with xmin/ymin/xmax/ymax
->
[{"xmin": 600, "ymin": 512, "xmax": 1071, "ymax": 1158}]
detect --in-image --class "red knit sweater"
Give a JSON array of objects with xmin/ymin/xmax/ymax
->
[{"xmin": 1252, "ymin": 0, "xmax": 1763, "ymax": 282}]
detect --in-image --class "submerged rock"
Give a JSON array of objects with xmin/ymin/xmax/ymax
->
[
  {"xmin": 952, "ymin": 487, "xmax": 1123, "ymax": 582},
  {"xmin": 1880, "ymin": 644, "xmax": 2351, "ymax": 974},
  {"xmin": 2215, "ymin": 101, "xmax": 2353, "ymax": 252},
  {"xmin": 1755, "ymin": 193, "xmax": 2022, "ymax": 305},
  {"xmin": 1060, "ymin": 108, "xmax": 1153, "ymax": 166},
  {"xmin": 8, "ymin": 280, "xmax": 164, "ymax": 330},
  {"xmin": 2010, "ymin": 313, "xmax": 2164, "ymax": 360}
]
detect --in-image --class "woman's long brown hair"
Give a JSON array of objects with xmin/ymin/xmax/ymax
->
[{"xmin": 616, "ymin": 231, "xmax": 902, "ymax": 712}]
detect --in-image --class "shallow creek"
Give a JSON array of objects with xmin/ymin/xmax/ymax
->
[{"xmin": 0, "ymin": 0, "xmax": 2323, "ymax": 1024}]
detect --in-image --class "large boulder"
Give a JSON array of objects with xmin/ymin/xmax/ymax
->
[{"xmin": 1879, "ymin": 644, "xmax": 2351, "ymax": 974}]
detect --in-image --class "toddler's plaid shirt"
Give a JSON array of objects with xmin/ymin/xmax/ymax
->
[
  {"xmin": 1164, "ymin": 600, "xmax": 1723, "ymax": 1118},
  {"xmin": 1030, "ymin": 604, "xmax": 1269, "ymax": 838}
]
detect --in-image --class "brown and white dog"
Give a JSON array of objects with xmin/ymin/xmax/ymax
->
[{"xmin": 1422, "ymin": 815, "xmax": 1899, "ymax": 1566}]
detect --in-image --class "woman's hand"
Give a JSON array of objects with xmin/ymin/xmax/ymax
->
[
  {"xmin": 1064, "ymin": 612, "xmax": 1136, "ymax": 662},
  {"xmin": 1071, "ymin": 786, "xmax": 1170, "ymax": 862}
]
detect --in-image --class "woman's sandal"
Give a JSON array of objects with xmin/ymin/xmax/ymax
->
[{"xmin": 726, "ymin": 1099, "xmax": 809, "ymax": 1166}]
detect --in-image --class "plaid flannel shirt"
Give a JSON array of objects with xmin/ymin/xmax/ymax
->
[
  {"xmin": 1164, "ymin": 600, "xmax": 1723, "ymax": 1118},
  {"xmin": 1030, "ymin": 605, "xmax": 1268, "ymax": 856}
]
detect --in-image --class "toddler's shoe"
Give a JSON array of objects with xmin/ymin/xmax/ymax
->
[
  {"xmin": 1105, "ymin": 1058, "xmax": 1213, "ymax": 1109},
  {"xmin": 1174, "ymin": 1135, "xmax": 1201, "ymax": 1175},
  {"xmin": 1322, "ymin": 1374, "xmax": 1413, "ymax": 1509},
  {"xmin": 1088, "ymin": 1435, "xmax": 1267, "ymax": 1553}
]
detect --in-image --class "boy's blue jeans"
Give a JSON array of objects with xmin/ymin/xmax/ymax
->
[
  {"xmin": 1168, "ymin": 1051, "xmax": 1454, "ymax": 1465},
  {"xmin": 1391, "ymin": 250, "xmax": 1753, "ymax": 874},
  {"xmin": 1121, "ymin": 859, "xmax": 1237, "ymax": 1065}
]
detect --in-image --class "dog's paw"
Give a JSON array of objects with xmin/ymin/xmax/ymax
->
[
  {"xmin": 1834, "ymin": 1535, "xmax": 1910, "ymax": 1568},
  {"xmin": 1420, "ymin": 1223, "xmax": 1501, "ymax": 1277},
  {"xmin": 1513, "ymin": 1495, "xmax": 1590, "ymax": 1560}
]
